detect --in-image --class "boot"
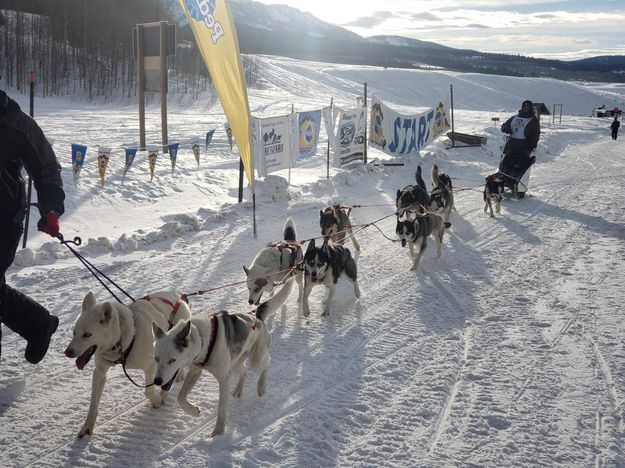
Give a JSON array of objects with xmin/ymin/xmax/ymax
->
[{"xmin": 24, "ymin": 315, "xmax": 59, "ymax": 364}]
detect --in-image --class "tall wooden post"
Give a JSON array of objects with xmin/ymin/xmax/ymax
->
[
  {"xmin": 363, "ymin": 82, "xmax": 368, "ymax": 164},
  {"xmin": 450, "ymin": 84, "xmax": 455, "ymax": 148},
  {"xmin": 137, "ymin": 25, "xmax": 146, "ymax": 150},
  {"xmin": 327, "ymin": 97, "xmax": 333, "ymax": 179},
  {"xmin": 160, "ymin": 21, "xmax": 168, "ymax": 154}
]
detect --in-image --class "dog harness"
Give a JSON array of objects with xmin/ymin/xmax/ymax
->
[
  {"xmin": 141, "ymin": 294, "xmax": 188, "ymax": 330},
  {"xmin": 200, "ymin": 312, "xmax": 222, "ymax": 367}
]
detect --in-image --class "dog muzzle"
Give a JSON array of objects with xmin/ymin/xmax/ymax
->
[{"xmin": 401, "ymin": 239, "xmax": 407, "ymax": 247}]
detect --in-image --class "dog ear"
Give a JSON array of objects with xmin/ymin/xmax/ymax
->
[
  {"xmin": 321, "ymin": 238, "xmax": 330, "ymax": 252},
  {"xmin": 82, "ymin": 291, "xmax": 96, "ymax": 311},
  {"xmin": 396, "ymin": 189, "xmax": 401, "ymax": 200},
  {"xmin": 306, "ymin": 238, "xmax": 315, "ymax": 251},
  {"xmin": 174, "ymin": 321, "xmax": 191, "ymax": 348},
  {"xmin": 153, "ymin": 323, "xmax": 165, "ymax": 340},
  {"xmin": 99, "ymin": 303, "xmax": 113, "ymax": 324},
  {"xmin": 243, "ymin": 265, "xmax": 250, "ymax": 276},
  {"xmin": 319, "ymin": 209, "xmax": 324, "ymax": 218}
]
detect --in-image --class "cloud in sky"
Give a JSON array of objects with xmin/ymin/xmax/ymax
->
[{"xmin": 252, "ymin": 0, "xmax": 625, "ymax": 59}]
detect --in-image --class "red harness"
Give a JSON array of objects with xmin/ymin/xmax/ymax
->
[{"xmin": 141, "ymin": 294, "xmax": 188, "ymax": 330}]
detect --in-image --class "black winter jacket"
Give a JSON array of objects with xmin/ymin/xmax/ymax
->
[
  {"xmin": 0, "ymin": 90, "xmax": 64, "ymax": 217},
  {"xmin": 501, "ymin": 109, "xmax": 540, "ymax": 156},
  {"xmin": 611, "ymin": 120, "xmax": 620, "ymax": 131}
]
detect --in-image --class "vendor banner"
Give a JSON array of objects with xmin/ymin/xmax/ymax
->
[
  {"xmin": 252, "ymin": 114, "xmax": 295, "ymax": 177},
  {"xmin": 168, "ymin": 142, "xmax": 180, "ymax": 174},
  {"xmin": 334, "ymin": 107, "xmax": 366, "ymax": 167},
  {"xmin": 295, "ymin": 110, "xmax": 322, "ymax": 159},
  {"xmin": 97, "ymin": 147, "xmax": 111, "ymax": 188},
  {"xmin": 148, "ymin": 146, "xmax": 159, "ymax": 182},
  {"xmin": 123, "ymin": 147, "xmax": 138, "ymax": 177},
  {"xmin": 369, "ymin": 94, "xmax": 450, "ymax": 157},
  {"xmin": 71, "ymin": 144, "xmax": 87, "ymax": 182}
]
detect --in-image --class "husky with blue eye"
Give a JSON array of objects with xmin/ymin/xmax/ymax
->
[{"xmin": 302, "ymin": 238, "xmax": 360, "ymax": 317}]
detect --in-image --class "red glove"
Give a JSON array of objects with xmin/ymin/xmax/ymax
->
[{"xmin": 38, "ymin": 212, "xmax": 60, "ymax": 237}]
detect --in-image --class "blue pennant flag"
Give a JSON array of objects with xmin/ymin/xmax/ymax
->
[
  {"xmin": 168, "ymin": 142, "xmax": 180, "ymax": 174},
  {"xmin": 205, "ymin": 129, "xmax": 215, "ymax": 151},
  {"xmin": 124, "ymin": 147, "xmax": 138, "ymax": 177},
  {"xmin": 71, "ymin": 144, "xmax": 87, "ymax": 181}
]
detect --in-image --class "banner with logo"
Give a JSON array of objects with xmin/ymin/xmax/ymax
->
[
  {"xmin": 178, "ymin": 0, "xmax": 254, "ymax": 190},
  {"xmin": 191, "ymin": 143, "xmax": 201, "ymax": 166},
  {"xmin": 252, "ymin": 114, "xmax": 295, "ymax": 177},
  {"xmin": 124, "ymin": 147, "xmax": 138, "ymax": 178},
  {"xmin": 168, "ymin": 142, "xmax": 180, "ymax": 174},
  {"xmin": 205, "ymin": 129, "xmax": 215, "ymax": 153},
  {"xmin": 97, "ymin": 147, "xmax": 111, "ymax": 188},
  {"xmin": 369, "ymin": 94, "xmax": 450, "ymax": 157},
  {"xmin": 148, "ymin": 147, "xmax": 159, "ymax": 182},
  {"xmin": 295, "ymin": 110, "xmax": 322, "ymax": 159},
  {"xmin": 334, "ymin": 107, "xmax": 366, "ymax": 167},
  {"xmin": 71, "ymin": 144, "xmax": 87, "ymax": 183}
]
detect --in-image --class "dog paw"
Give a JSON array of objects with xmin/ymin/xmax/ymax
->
[
  {"xmin": 181, "ymin": 403, "xmax": 201, "ymax": 417},
  {"xmin": 210, "ymin": 426, "xmax": 225, "ymax": 437},
  {"xmin": 77, "ymin": 425, "xmax": 93, "ymax": 438},
  {"xmin": 160, "ymin": 391, "xmax": 168, "ymax": 405},
  {"xmin": 232, "ymin": 388, "xmax": 243, "ymax": 398},
  {"xmin": 150, "ymin": 397, "xmax": 162, "ymax": 409},
  {"xmin": 321, "ymin": 309, "xmax": 330, "ymax": 316}
]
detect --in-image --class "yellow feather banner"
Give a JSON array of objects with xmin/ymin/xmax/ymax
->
[{"xmin": 178, "ymin": 0, "xmax": 254, "ymax": 191}]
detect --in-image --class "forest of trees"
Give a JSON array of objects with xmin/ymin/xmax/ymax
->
[{"xmin": 0, "ymin": 0, "xmax": 262, "ymax": 101}]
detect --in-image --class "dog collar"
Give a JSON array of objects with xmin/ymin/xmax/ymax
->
[{"xmin": 141, "ymin": 295, "xmax": 188, "ymax": 330}]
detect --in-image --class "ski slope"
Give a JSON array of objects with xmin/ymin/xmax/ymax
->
[{"xmin": 1, "ymin": 56, "xmax": 624, "ymax": 467}]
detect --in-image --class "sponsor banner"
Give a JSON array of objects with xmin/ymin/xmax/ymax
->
[
  {"xmin": 322, "ymin": 105, "xmax": 338, "ymax": 153},
  {"xmin": 148, "ymin": 146, "xmax": 159, "ymax": 182},
  {"xmin": 295, "ymin": 110, "xmax": 322, "ymax": 159},
  {"xmin": 191, "ymin": 143, "xmax": 201, "ymax": 166},
  {"xmin": 334, "ymin": 107, "xmax": 366, "ymax": 167},
  {"xmin": 369, "ymin": 94, "xmax": 450, "ymax": 157},
  {"xmin": 168, "ymin": 142, "xmax": 180, "ymax": 174},
  {"xmin": 178, "ymin": 0, "xmax": 254, "ymax": 190},
  {"xmin": 124, "ymin": 147, "xmax": 138, "ymax": 177},
  {"xmin": 97, "ymin": 147, "xmax": 111, "ymax": 188},
  {"xmin": 71, "ymin": 144, "xmax": 87, "ymax": 182},
  {"xmin": 252, "ymin": 114, "xmax": 295, "ymax": 177},
  {"xmin": 205, "ymin": 129, "xmax": 215, "ymax": 152}
]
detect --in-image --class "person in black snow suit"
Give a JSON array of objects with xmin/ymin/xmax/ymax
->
[
  {"xmin": 611, "ymin": 116, "xmax": 620, "ymax": 140},
  {"xmin": 0, "ymin": 86, "xmax": 65, "ymax": 364},
  {"xmin": 499, "ymin": 100, "xmax": 540, "ymax": 195}
]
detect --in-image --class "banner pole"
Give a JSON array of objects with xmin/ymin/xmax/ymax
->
[
  {"xmin": 238, "ymin": 157, "xmax": 244, "ymax": 203},
  {"xmin": 450, "ymin": 84, "xmax": 455, "ymax": 148},
  {"xmin": 23, "ymin": 70, "xmax": 36, "ymax": 249},
  {"xmin": 137, "ymin": 25, "xmax": 146, "ymax": 151},
  {"xmin": 253, "ymin": 193, "xmax": 257, "ymax": 238},
  {"xmin": 289, "ymin": 103, "xmax": 294, "ymax": 185},
  {"xmin": 327, "ymin": 97, "xmax": 333, "ymax": 179},
  {"xmin": 363, "ymin": 82, "xmax": 368, "ymax": 164}
]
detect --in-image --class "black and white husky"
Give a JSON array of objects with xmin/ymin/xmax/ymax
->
[
  {"xmin": 153, "ymin": 278, "xmax": 293, "ymax": 437},
  {"xmin": 428, "ymin": 164, "xmax": 454, "ymax": 228},
  {"xmin": 243, "ymin": 217, "xmax": 303, "ymax": 305},
  {"xmin": 396, "ymin": 213, "xmax": 445, "ymax": 270},
  {"xmin": 302, "ymin": 238, "xmax": 361, "ymax": 317},
  {"xmin": 319, "ymin": 204, "xmax": 360, "ymax": 251},
  {"xmin": 396, "ymin": 166, "xmax": 429, "ymax": 219},
  {"xmin": 484, "ymin": 173, "xmax": 505, "ymax": 218}
]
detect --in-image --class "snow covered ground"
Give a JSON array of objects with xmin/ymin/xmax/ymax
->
[{"xmin": 1, "ymin": 56, "xmax": 625, "ymax": 467}]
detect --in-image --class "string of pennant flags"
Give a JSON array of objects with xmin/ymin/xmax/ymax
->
[{"xmin": 66, "ymin": 93, "xmax": 451, "ymax": 188}]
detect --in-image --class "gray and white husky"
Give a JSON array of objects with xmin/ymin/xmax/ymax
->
[
  {"xmin": 396, "ymin": 213, "xmax": 445, "ymax": 270},
  {"xmin": 484, "ymin": 173, "xmax": 505, "ymax": 218},
  {"xmin": 302, "ymin": 238, "xmax": 361, "ymax": 317},
  {"xmin": 396, "ymin": 166, "xmax": 429, "ymax": 219},
  {"xmin": 319, "ymin": 204, "xmax": 360, "ymax": 251},
  {"xmin": 243, "ymin": 217, "xmax": 303, "ymax": 305},
  {"xmin": 64, "ymin": 290, "xmax": 191, "ymax": 437},
  {"xmin": 153, "ymin": 278, "xmax": 294, "ymax": 437},
  {"xmin": 428, "ymin": 164, "xmax": 454, "ymax": 228}
]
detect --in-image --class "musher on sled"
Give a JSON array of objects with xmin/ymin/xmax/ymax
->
[{"xmin": 498, "ymin": 99, "xmax": 540, "ymax": 198}]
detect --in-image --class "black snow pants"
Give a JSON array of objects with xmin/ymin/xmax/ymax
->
[
  {"xmin": 0, "ymin": 213, "xmax": 55, "ymax": 359},
  {"xmin": 499, "ymin": 151, "xmax": 535, "ymax": 180}
]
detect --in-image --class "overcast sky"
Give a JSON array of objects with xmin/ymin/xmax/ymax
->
[{"xmin": 252, "ymin": 0, "xmax": 625, "ymax": 60}]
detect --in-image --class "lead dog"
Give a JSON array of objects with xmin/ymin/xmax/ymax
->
[
  {"xmin": 64, "ymin": 290, "xmax": 191, "ymax": 437},
  {"xmin": 484, "ymin": 173, "xmax": 505, "ymax": 218},
  {"xmin": 396, "ymin": 165, "xmax": 429, "ymax": 219},
  {"xmin": 319, "ymin": 204, "xmax": 360, "ymax": 251},
  {"xmin": 244, "ymin": 217, "xmax": 303, "ymax": 305},
  {"xmin": 428, "ymin": 164, "xmax": 454, "ymax": 228},
  {"xmin": 153, "ymin": 278, "xmax": 294, "ymax": 437},
  {"xmin": 302, "ymin": 238, "xmax": 360, "ymax": 317},
  {"xmin": 396, "ymin": 212, "xmax": 445, "ymax": 270}
]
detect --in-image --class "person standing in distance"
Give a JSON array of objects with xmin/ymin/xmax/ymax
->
[
  {"xmin": 611, "ymin": 115, "xmax": 620, "ymax": 140},
  {"xmin": 0, "ymin": 78, "xmax": 65, "ymax": 364}
]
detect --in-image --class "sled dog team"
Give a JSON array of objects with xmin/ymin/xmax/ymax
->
[{"xmin": 67, "ymin": 164, "xmax": 458, "ymax": 438}]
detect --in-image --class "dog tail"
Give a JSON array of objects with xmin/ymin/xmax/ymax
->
[
  {"xmin": 283, "ymin": 217, "xmax": 296, "ymax": 242},
  {"xmin": 415, "ymin": 165, "xmax": 427, "ymax": 192},
  {"xmin": 431, "ymin": 164, "xmax": 440, "ymax": 188},
  {"xmin": 255, "ymin": 276, "xmax": 295, "ymax": 321}
]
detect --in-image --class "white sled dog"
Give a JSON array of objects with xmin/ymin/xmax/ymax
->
[
  {"xmin": 396, "ymin": 213, "xmax": 445, "ymax": 270},
  {"xmin": 153, "ymin": 278, "xmax": 294, "ymax": 437},
  {"xmin": 428, "ymin": 164, "xmax": 454, "ymax": 228},
  {"xmin": 64, "ymin": 290, "xmax": 191, "ymax": 437},
  {"xmin": 302, "ymin": 238, "xmax": 361, "ymax": 317},
  {"xmin": 244, "ymin": 217, "xmax": 303, "ymax": 305}
]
